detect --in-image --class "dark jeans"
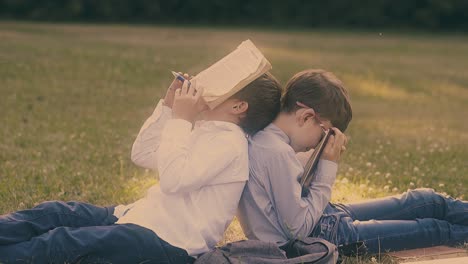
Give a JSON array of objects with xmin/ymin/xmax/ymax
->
[
  {"xmin": 311, "ymin": 188, "xmax": 468, "ymax": 255},
  {"xmin": 0, "ymin": 201, "xmax": 193, "ymax": 264}
]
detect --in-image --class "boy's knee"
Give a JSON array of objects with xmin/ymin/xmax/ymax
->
[
  {"xmin": 407, "ymin": 188, "xmax": 446, "ymax": 204},
  {"xmin": 35, "ymin": 201, "xmax": 69, "ymax": 211},
  {"xmin": 34, "ymin": 201, "xmax": 87, "ymax": 216}
]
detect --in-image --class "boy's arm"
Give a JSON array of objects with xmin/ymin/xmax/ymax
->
[
  {"xmin": 130, "ymin": 77, "xmax": 182, "ymax": 170},
  {"xmin": 130, "ymin": 100, "xmax": 172, "ymax": 170},
  {"xmin": 268, "ymin": 128, "xmax": 346, "ymax": 239},
  {"xmin": 156, "ymin": 122, "xmax": 243, "ymax": 194},
  {"xmin": 156, "ymin": 80, "xmax": 245, "ymax": 194},
  {"xmin": 266, "ymin": 150, "xmax": 337, "ymax": 240}
]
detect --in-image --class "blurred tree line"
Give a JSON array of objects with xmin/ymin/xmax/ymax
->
[{"xmin": 1, "ymin": 0, "xmax": 467, "ymax": 30}]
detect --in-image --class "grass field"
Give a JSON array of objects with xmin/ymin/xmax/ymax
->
[{"xmin": 1, "ymin": 22, "xmax": 467, "ymax": 261}]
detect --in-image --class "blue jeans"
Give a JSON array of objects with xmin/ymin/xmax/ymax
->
[
  {"xmin": 311, "ymin": 188, "xmax": 468, "ymax": 255},
  {"xmin": 0, "ymin": 201, "xmax": 193, "ymax": 263}
]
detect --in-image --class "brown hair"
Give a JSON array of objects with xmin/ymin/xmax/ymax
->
[
  {"xmin": 282, "ymin": 69, "xmax": 352, "ymax": 132},
  {"xmin": 232, "ymin": 72, "xmax": 282, "ymax": 136}
]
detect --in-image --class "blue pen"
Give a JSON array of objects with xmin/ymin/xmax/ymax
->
[{"xmin": 171, "ymin": 71, "xmax": 191, "ymax": 86}]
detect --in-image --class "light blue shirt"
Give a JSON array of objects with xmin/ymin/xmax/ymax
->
[{"xmin": 237, "ymin": 123, "xmax": 338, "ymax": 245}]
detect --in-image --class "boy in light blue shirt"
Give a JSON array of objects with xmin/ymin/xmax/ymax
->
[{"xmin": 238, "ymin": 69, "xmax": 468, "ymax": 255}]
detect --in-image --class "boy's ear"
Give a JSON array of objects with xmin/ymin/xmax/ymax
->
[
  {"xmin": 232, "ymin": 101, "xmax": 249, "ymax": 115},
  {"xmin": 296, "ymin": 108, "xmax": 316, "ymax": 126}
]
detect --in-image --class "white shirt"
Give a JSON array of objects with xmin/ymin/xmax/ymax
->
[{"xmin": 116, "ymin": 100, "xmax": 248, "ymax": 256}]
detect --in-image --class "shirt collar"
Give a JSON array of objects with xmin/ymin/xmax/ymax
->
[
  {"xmin": 263, "ymin": 123, "xmax": 291, "ymax": 144},
  {"xmin": 196, "ymin": 120, "xmax": 245, "ymax": 134}
]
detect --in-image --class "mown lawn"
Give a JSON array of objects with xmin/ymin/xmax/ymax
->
[{"xmin": 1, "ymin": 22, "xmax": 467, "ymax": 262}]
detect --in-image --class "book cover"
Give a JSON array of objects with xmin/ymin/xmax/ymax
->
[{"xmin": 192, "ymin": 39, "xmax": 272, "ymax": 109}]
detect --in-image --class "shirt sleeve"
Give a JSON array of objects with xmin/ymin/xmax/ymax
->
[
  {"xmin": 266, "ymin": 150, "xmax": 338, "ymax": 240},
  {"xmin": 156, "ymin": 120, "xmax": 244, "ymax": 194},
  {"xmin": 130, "ymin": 99, "xmax": 173, "ymax": 170}
]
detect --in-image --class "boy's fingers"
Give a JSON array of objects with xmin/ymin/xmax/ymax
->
[
  {"xmin": 171, "ymin": 79, "xmax": 183, "ymax": 91},
  {"xmin": 325, "ymin": 134, "xmax": 335, "ymax": 151},
  {"xmin": 187, "ymin": 79, "xmax": 196, "ymax": 97},
  {"xmin": 331, "ymin": 128, "xmax": 345, "ymax": 145},
  {"xmin": 181, "ymin": 80, "xmax": 189, "ymax": 95},
  {"xmin": 334, "ymin": 134, "xmax": 345, "ymax": 151},
  {"xmin": 187, "ymin": 80, "xmax": 196, "ymax": 97},
  {"xmin": 330, "ymin": 127, "xmax": 343, "ymax": 136}
]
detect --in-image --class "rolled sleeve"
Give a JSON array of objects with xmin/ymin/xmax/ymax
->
[
  {"xmin": 313, "ymin": 159, "xmax": 338, "ymax": 185},
  {"xmin": 131, "ymin": 99, "xmax": 173, "ymax": 170}
]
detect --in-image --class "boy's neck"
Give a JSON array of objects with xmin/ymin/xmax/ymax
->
[
  {"xmin": 273, "ymin": 112, "xmax": 295, "ymax": 138},
  {"xmin": 202, "ymin": 112, "xmax": 239, "ymax": 125}
]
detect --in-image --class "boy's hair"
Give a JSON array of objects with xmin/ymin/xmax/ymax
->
[
  {"xmin": 282, "ymin": 69, "xmax": 352, "ymax": 132},
  {"xmin": 231, "ymin": 72, "xmax": 282, "ymax": 136}
]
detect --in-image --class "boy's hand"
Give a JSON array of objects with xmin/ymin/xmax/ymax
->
[
  {"xmin": 163, "ymin": 72, "xmax": 191, "ymax": 108},
  {"xmin": 321, "ymin": 127, "xmax": 347, "ymax": 163},
  {"xmin": 172, "ymin": 79, "xmax": 207, "ymax": 124}
]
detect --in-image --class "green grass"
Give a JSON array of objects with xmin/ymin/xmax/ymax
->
[{"xmin": 1, "ymin": 22, "xmax": 467, "ymax": 262}]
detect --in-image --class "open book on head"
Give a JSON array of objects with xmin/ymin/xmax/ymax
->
[
  {"xmin": 300, "ymin": 129, "xmax": 334, "ymax": 197},
  {"xmin": 174, "ymin": 39, "xmax": 272, "ymax": 109}
]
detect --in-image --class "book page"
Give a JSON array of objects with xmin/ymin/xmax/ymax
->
[{"xmin": 192, "ymin": 40, "xmax": 266, "ymax": 98}]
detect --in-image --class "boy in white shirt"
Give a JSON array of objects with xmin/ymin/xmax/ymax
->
[{"xmin": 0, "ymin": 73, "xmax": 282, "ymax": 263}]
